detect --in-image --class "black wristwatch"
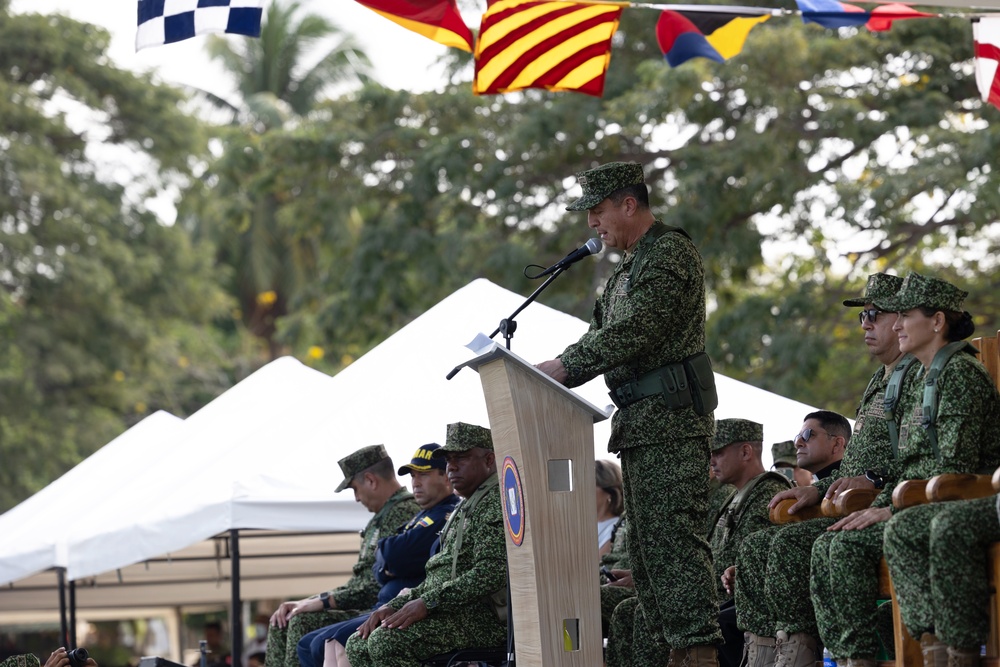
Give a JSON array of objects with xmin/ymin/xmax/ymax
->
[
  {"xmin": 864, "ymin": 470, "xmax": 885, "ymax": 489},
  {"xmin": 319, "ymin": 591, "xmax": 332, "ymax": 610}
]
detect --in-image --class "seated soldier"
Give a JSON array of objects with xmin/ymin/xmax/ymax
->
[
  {"xmin": 771, "ymin": 440, "xmax": 813, "ymax": 487},
  {"xmin": 297, "ymin": 443, "xmax": 460, "ymax": 667},
  {"xmin": 606, "ymin": 419, "xmax": 790, "ymax": 667},
  {"xmin": 726, "ymin": 411, "xmax": 849, "ymax": 667},
  {"xmin": 266, "ymin": 445, "xmax": 419, "ymax": 667},
  {"xmin": 344, "ymin": 423, "xmax": 508, "ymax": 667},
  {"xmin": 600, "ymin": 509, "xmax": 631, "ymax": 639}
]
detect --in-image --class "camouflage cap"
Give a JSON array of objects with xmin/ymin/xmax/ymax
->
[
  {"xmin": 712, "ymin": 418, "xmax": 764, "ymax": 452},
  {"xmin": 771, "ymin": 440, "xmax": 798, "ymax": 467},
  {"xmin": 335, "ymin": 444, "xmax": 390, "ymax": 492},
  {"xmin": 432, "ymin": 422, "xmax": 494, "ymax": 456},
  {"xmin": 873, "ymin": 271, "xmax": 968, "ymax": 313},
  {"xmin": 566, "ymin": 161, "xmax": 646, "ymax": 211},
  {"xmin": 397, "ymin": 443, "xmax": 447, "ymax": 475},
  {"xmin": 1, "ymin": 656, "xmax": 40, "ymax": 667},
  {"xmin": 842, "ymin": 273, "xmax": 904, "ymax": 307}
]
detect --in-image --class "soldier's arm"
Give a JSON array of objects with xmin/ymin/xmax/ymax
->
[
  {"xmin": 418, "ymin": 501, "xmax": 507, "ymax": 612},
  {"xmin": 560, "ymin": 238, "xmax": 700, "ymax": 386}
]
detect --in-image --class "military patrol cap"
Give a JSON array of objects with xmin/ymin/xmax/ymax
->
[
  {"xmin": 771, "ymin": 440, "xmax": 798, "ymax": 467},
  {"xmin": 1, "ymin": 656, "xmax": 40, "ymax": 667},
  {"xmin": 397, "ymin": 443, "xmax": 447, "ymax": 475},
  {"xmin": 432, "ymin": 422, "xmax": 494, "ymax": 456},
  {"xmin": 874, "ymin": 271, "xmax": 968, "ymax": 313},
  {"xmin": 712, "ymin": 418, "xmax": 764, "ymax": 452},
  {"xmin": 842, "ymin": 273, "xmax": 904, "ymax": 307},
  {"xmin": 335, "ymin": 444, "xmax": 390, "ymax": 492},
  {"xmin": 566, "ymin": 161, "xmax": 646, "ymax": 211}
]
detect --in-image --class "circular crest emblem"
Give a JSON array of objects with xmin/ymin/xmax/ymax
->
[{"xmin": 501, "ymin": 456, "xmax": 525, "ymax": 546}]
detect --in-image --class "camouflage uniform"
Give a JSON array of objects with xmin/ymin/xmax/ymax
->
[
  {"xmin": 266, "ymin": 445, "xmax": 419, "ymax": 667},
  {"xmin": 812, "ymin": 272, "xmax": 1000, "ymax": 660},
  {"xmin": 558, "ymin": 162, "xmax": 719, "ymax": 652},
  {"xmin": 706, "ymin": 477, "xmax": 736, "ymax": 537},
  {"xmin": 706, "ymin": 420, "xmax": 792, "ymax": 602},
  {"xmin": 1, "ymin": 656, "xmax": 39, "ymax": 667},
  {"xmin": 608, "ymin": 421, "xmax": 787, "ymax": 666},
  {"xmin": 600, "ymin": 515, "xmax": 634, "ymax": 631},
  {"xmin": 885, "ymin": 494, "xmax": 1000, "ymax": 650},
  {"xmin": 734, "ymin": 273, "xmax": 905, "ymax": 642},
  {"xmin": 345, "ymin": 422, "xmax": 508, "ymax": 667}
]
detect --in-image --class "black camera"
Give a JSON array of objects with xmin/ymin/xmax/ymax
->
[{"xmin": 66, "ymin": 648, "xmax": 89, "ymax": 667}]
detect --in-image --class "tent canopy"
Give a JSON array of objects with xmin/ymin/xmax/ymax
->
[{"xmin": 0, "ymin": 278, "xmax": 827, "ymax": 618}]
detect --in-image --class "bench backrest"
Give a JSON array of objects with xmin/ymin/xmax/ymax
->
[{"xmin": 971, "ymin": 330, "xmax": 1000, "ymax": 392}]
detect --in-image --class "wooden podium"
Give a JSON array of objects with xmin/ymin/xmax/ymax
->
[{"xmin": 460, "ymin": 342, "xmax": 612, "ymax": 667}]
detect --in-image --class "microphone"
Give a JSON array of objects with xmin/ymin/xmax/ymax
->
[{"xmin": 536, "ymin": 238, "xmax": 603, "ymax": 277}]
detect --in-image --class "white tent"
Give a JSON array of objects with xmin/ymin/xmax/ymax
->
[{"xmin": 0, "ymin": 278, "xmax": 821, "ymax": 620}]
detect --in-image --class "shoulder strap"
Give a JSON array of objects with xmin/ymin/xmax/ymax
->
[
  {"xmin": 922, "ymin": 341, "xmax": 978, "ymax": 460},
  {"xmin": 627, "ymin": 220, "xmax": 691, "ymax": 286},
  {"xmin": 729, "ymin": 471, "xmax": 790, "ymax": 523},
  {"xmin": 884, "ymin": 354, "xmax": 919, "ymax": 457},
  {"xmin": 444, "ymin": 473, "xmax": 498, "ymax": 579}
]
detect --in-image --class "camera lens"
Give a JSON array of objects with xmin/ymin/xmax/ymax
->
[{"xmin": 66, "ymin": 648, "xmax": 89, "ymax": 667}]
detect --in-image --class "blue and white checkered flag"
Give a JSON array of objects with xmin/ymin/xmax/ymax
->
[{"xmin": 137, "ymin": 0, "xmax": 264, "ymax": 51}]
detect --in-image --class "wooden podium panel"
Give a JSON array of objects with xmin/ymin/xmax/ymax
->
[{"xmin": 462, "ymin": 344, "xmax": 610, "ymax": 667}]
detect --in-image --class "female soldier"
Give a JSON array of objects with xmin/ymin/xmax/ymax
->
[{"xmin": 810, "ymin": 272, "xmax": 1000, "ymax": 667}]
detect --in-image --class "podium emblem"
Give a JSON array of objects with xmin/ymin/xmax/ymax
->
[{"xmin": 501, "ymin": 456, "xmax": 526, "ymax": 546}]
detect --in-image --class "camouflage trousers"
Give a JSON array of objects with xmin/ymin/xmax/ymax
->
[
  {"xmin": 736, "ymin": 518, "xmax": 835, "ymax": 638},
  {"xmin": 601, "ymin": 583, "xmax": 636, "ymax": 636},
  {"xmin": 621, "ymin": 439, "xmax": 721, "ymax": 651},
  {"xmin": 884, "ymin": 495, "xmax": 1000, "ymax": 650},
  {"xmin": 266, "ymin": 610, "xmax": 354, "ymax": 667},
  {"xmin": 344, "ymin": 602, "xmax": 506, "ymax": 667},
  {"xmin": 606, "ymin": 595, "xmax": 670, "ymax": 667},
  {"xmin": 811, "ymin": 521, "xmax": 887, "ymax": 659}
]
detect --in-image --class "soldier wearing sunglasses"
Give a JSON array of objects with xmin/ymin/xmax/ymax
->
[{"xmin": 727, "ymin": 273, "xmax": 919, "ymax": 667}]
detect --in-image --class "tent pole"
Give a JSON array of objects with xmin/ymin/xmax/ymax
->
[
  {"xmin": 57, "ymin": 568, "xmax": 69, "ymax": 647},
  {"xmin": 69, "ymin": 579, "xmax": 77, "ymax": 646},
  {"xmin": 230, "ymin": 529, "xmax": 243, "ymax": 667}
]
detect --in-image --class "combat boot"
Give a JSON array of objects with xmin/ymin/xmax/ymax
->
[
  {"xmin": 666, "ymin": 644, "xmax": 719, "ymax": 667},
  {"xmin": 773, "ymin": 631, "xmax": 818, "ymax": 667},
  {"xmin": 946, "ymin": 646, "xmax": 981, "ymax": 667},
  {"xmin": 919, "ymin": 633, "xmax": 948, "ymax": 667},
  {"xmin": 742, "ymin": 632, "xmax": 776, "ymax": 667}
]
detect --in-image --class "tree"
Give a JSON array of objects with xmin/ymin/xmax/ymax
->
[
  {"xmin": 200, "ymin": 8, "xmax": 997, "ymax": 403},
  {"xmin": 0, "ymin": 7, "xmax": 247, "ymax": 511},
  {"xmin": 189, "ymin": 1, "xmax": 374, "ymax": 358}
]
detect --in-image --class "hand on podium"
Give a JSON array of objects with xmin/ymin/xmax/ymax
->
[{"xmin": 535, "ymin": 359, "xmax": 568, "ymax": 385}]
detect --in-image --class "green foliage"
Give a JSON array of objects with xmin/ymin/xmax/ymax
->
[{"xmin": 0, "ymin": 7, "xmax": 254, "ymax": 512}]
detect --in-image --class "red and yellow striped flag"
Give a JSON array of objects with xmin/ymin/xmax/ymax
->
[
  {"xmin": 354, "ymin": 0, "xmax": 474, "ymax": 52},
  {"xmin": 474, "ymin": 0, "xmax": 625, "ymax": 97}
]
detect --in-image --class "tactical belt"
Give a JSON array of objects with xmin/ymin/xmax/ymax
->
[{"xmin": 609, "ymin": 351, "xmax": 718, "ymax": 415}]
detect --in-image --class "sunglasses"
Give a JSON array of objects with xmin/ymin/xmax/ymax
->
[
  {"xmin": 858, "ymin": 309, "xmax": 881, "ymax": 324},
  {"xmin": 794, "ymin": 427, "xmax": 828, "ymax": 443}
]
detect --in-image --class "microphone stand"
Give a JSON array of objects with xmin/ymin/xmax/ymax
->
[
  {"xmin": 490, "ymin": 266, "xmax": 566, "ymax": 351},
  {"xmin": 445, "ymin": 265, "xmax": 567, "ymax": 380}
]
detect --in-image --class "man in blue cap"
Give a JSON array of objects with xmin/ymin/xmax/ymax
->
[{"xmin": 297, "ymin": 443, "xmax": 460, "ymax": 667}]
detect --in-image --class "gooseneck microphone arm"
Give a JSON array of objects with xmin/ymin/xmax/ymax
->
[{"xmin": 445, "ymin": 238, "xmax": 602, "ymax": 380}]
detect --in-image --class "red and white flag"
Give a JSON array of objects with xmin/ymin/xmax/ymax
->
[{"xmin": 973, "ymin": 17, "xmax": 1000, "ymax": 111}]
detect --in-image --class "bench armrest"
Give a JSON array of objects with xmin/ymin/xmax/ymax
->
[
  {"xmin": 831, "ymin": 487, "xmax": 878, "ymax": 516},
  {"xmin": 892, "ymin": 479, "xmax": 930, "ymax": 509},
  {"xmin": 769, "ymin": 498, "xmax": 825, "ymax": 524},
  {"xmin": 926, "ymin": 473, "xmax": 995, "ymax": 502}
]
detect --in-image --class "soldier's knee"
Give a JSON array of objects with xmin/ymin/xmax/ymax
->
[{"xmin": 343, "ymin": 634, "xmax": 368, "ymax": 665}]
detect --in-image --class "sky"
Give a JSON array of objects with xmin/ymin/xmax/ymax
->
[{"xmin": 9, "ymin": 0, "xmax": 455, "ymax": 99}]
